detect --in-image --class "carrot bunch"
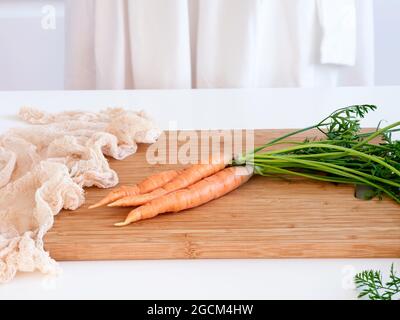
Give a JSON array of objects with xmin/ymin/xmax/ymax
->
[
  {"xmin": 90, "ymin": 153, "xmax": 253, "ymax": 226},
  {"xmin": 90, "ymin": 105, "xmax": 399, "ymax": 226}
]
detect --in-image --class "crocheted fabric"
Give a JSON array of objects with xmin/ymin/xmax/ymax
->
[{"xmin": 0, "ymin": 107, "xmax": 161, "ymax": 282}]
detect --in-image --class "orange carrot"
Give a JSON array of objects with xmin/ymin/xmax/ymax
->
[
  {"xmin": 108, "ymin": 153, "xmax": 232, "ymax": 207},
  {"xmin": 88, "ymin": 169, "xmax": 180, "ymax": 209},
  {"xmin": 114, "ymin": 165, "xmax": 253, "ymax": 226}
]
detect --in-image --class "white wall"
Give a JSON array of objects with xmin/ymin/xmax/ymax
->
[
  {"xmin": 374, "ymin": 0, "xmax": 400, "ymax": 85},
  {"xmin": 0, "ymin": 0, "xmax": 64, "ymax": 90},
  {"xmin": 0, "ymin": 0, "xmax": 398, "ymax": 90}
]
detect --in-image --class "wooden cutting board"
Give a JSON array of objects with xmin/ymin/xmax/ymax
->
[{"xmin": 44, "ymin": 130, "xmax": 400, "ymax": 260}]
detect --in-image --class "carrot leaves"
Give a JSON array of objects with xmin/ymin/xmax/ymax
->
[{"xmin": 239, "ymin": 105, "xmax": 400, "ymax": 203}]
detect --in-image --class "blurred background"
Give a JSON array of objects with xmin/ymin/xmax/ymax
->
[{"xmin": 0, "ymin": 0, "xmax": 399, "ymax": 90}]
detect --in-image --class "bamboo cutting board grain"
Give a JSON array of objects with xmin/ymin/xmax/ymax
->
[{"xmin": 44, "ymin": 130, "xmax": 400, "ymax": 260}]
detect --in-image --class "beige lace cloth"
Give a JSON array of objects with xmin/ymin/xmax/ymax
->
[{"xmin": 0, "ymin": 107, "xmax": 161, "ymax": 283}]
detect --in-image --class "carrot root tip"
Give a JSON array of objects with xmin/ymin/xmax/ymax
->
[
  {"xmin": 114, "ymin": 221, "xmax": 129, "ymax": 227},
  {"xmin": 88, "ymin": 204, "xmax": 101, "ymax": 209}
]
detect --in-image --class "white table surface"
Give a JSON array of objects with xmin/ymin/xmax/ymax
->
[{"xmin": 0, "ymin": 87, "xmax": 399, "ymax": 300}]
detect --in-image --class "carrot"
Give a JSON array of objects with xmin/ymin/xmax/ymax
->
[
  {"xmin": 108, "ymin": 153, "xmax": 232, "ymax": 207},
  {"xmin": 88, "ymin": 169, "xmax": 180, "ymax": 209},
  {"xmin": 114, "ymin": 165, "xmax": 253, "ymax": 226}
]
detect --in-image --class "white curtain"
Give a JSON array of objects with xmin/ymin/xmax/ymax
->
[{"xmin": 65, "ymin": 0, "xmax": 374, "ymax": 90}]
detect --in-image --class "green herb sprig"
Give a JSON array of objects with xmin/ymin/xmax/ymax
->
[{"xmin": 355, "ymin": 264, "xmax": 400, "ymax": 300}]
